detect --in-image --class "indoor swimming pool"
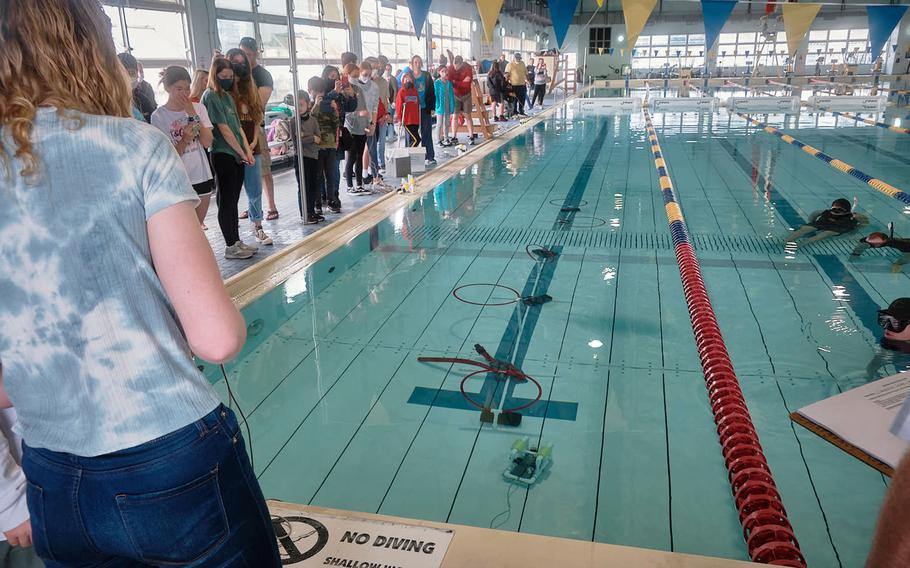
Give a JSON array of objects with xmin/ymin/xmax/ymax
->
[{"xmin": 202, "ymin": 97, "xmax": 910, "ymax": 567}]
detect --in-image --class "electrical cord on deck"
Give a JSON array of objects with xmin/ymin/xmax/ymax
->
[{"xmin": 221, "ymin": 364, "xmax": 255, "ymax": 473}]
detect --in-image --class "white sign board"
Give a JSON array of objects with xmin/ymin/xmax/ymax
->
[
  {"xmin": 270, "ymin": 507, "xmax": 454, "ymax": 567},
  {"xmin": 728, "ymin": 96, "xmax": 801, "ymax": 113},
  {"xmin": 796, "ymin": 372, "xmax": 910, "ymax": 468},
  {"xmin": 577, "ymin": 97, "xmax": 642, "ymax": 114},
  {"xmin": 649, "ymin": 97, "xmax": 716, "ymax": 112},
  {"xmin": 807, "ymin": 95, "xmax": 888, "ymax": 112}
]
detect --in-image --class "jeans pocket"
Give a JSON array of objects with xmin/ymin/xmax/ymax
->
[
  {"xmin": 25, "ymin": 481, "xmax": 56, "ymax": 562},
  {"xmin": 116, "ymin": 468, "xmax": 229, "ymax": 564}
]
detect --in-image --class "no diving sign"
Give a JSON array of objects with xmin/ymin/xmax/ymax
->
[{"xmin": 271, "ymin": 510, "xmax": 454, "ymax": 568}]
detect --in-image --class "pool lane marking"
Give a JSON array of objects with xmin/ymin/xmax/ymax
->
[
  {"xmin": 731, "ymin": 111, "xmax": 910, "ymax": 206},
  {"xmin": 831, "ymin": 111, "xmax": 910, "ymax": 134}
]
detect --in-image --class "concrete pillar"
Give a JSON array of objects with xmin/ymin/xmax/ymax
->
[
  {"xmin": 349, "ymin": 19, "xmax": 363, "ymax": 61},
  {"xmin": 185, "ymin": 0, "xmax": 219, "ymax": 69}
]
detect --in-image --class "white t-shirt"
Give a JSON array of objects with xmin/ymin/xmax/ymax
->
[{"xmin": 151, "ymin": 102, "xmax": 213, "ymax": 185}]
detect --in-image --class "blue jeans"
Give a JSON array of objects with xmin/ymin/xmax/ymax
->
[
  {"xmin": 366, "ymin": 134, "xmax": 378, "ymax": 178},
  {"xmin": 376, "ymin": 124, "xmax": 388, "ymax": 169},
  {"xmin": 22, "ymin": 405, "xmax": 280, "ymax": 567},
  {"xmin": 420, "ymin": 108, "xmax": 435, "ymax": 161},
  {"xmin": 242, "ymin": 154, "xmax": 263, "ymax": 223}
]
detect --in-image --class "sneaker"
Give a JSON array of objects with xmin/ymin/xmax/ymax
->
[
  {"xmin": 469, "ymin": 138, "xmax": 477, "ymax": 146},
  {"xmin": 354, "ymin": 186, "xmax": 368, "ymax": 194},
  {"xmin": 329, "ymin": 205, "xmax": 341, "ymax": 214},
  {"xmin": 378, "ymin": 167, "xmax": 386, "ymax": 175},
  {"xmin": 363, "ymin": 175, "xmax": 373, "ymax": 185},
  {"xmin": 425, "ymin": 159, "xmax": 437, "ymax": 166},
  {"xmin": 346, "ymin": 186, "xmax": 356, "ymax": 194},
  {"xmin": 314, "ymin": 206, "xmax": 323, "ymax": 215},
  {"xmin": 238, "ymin": 240, "xmax": 259, "ymax": 252},
  {"xmin": 304, "ymin": 215, "xmax": 320, "ymax": 225},
  {"xmin": 255, "ymin": 228, "xmax": 273, "ymax": 246},
  {"xmin": 225, "ymin": 243, "xmax": 254, "ymax": 259},
  {"xmin": 239, "ymin": 210, "xmax": 249, "ymax": 220}
]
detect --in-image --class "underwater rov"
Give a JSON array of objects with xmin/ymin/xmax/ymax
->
[{"xmin": 504, "ymin": 437, "xmax": 553, "ymax": 485}]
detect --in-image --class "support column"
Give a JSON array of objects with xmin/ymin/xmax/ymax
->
[
  {"xmin": 185, "ymin": 0, "xmax": 219, "ymax": 69},
  {"xmin": 349, "ymin": 19, "xmax": 363, "ymax": 60}
]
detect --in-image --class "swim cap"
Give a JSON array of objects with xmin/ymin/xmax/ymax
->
[{"xmin": 883, "ymin": 298, "xmax": 910, "ymax": 321}]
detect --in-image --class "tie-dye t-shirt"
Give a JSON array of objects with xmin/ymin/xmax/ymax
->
[{"xmin": 0, "ymin": 107, "xmax": 222, "ymax": 457}]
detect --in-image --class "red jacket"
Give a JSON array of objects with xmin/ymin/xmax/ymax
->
[
  {"xmin": 396, "ymin": 86, "xmax": 421, "ymax": 126},
  {"xmin": 448, "ymin": 64, "xmax": 473, "ymax": 97}
]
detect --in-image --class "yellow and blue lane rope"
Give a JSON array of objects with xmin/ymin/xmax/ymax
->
[
  {"xmin": 829, "ymin": 110, "xmax": 910, "ymax": 134},
  {"xmin": 732, "ymin": 111, "xmax": 910, "ymax": 206},
  {"xmin": 643, "ymin": 112, "xmax": 689, "ymax": 244}
]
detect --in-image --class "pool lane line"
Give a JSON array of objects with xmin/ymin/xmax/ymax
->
[
  {"xmin": 731, "ymin": 111, "xmax": 910, "ymax": 206},
  {"xmin": 643, "ymin": 109, "xmax": 807, "ymax": 567},
  {"xmin": 830, "ymin": 111, "xmax": 910, "ymax": 134}
]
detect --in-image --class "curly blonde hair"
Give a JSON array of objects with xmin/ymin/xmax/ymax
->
[{"xmin": 0, "ymin": 0, "xmax": 132, "ymax": 179}]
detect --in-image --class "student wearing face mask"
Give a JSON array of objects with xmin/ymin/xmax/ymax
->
[
  {"xmin": 117, "ymin": 52, "xmax": 157, "ymax": 122},
  {"xmin": 370, "ymin": 59, "xmax": 391, "ymax": 176},
  {"xmin": 226, "ymin": 48, "xmax": 273, "ymax": 248},
  {"xmin": 357, "ymin": 61, "xmax": 380, "ymax": 185},
  {"xmin": 343, "ymin": 64, "xmax": 370, "ymax": 194},
  {"xmin": 202, "ymin": 57, "xmax": 258, "ymax": 259}
]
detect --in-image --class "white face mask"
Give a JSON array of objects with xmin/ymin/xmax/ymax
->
[{"xmin": 360, "ymin": 74, "xmax": 371, "ymax": 82}]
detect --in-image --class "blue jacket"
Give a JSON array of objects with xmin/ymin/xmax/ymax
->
[
  {"xmin": 396, "ymin": 67, "xmax": 435, "ymax": 110},
  {"xmin": 434, "ymin": 78, "xmax": 455, "ymax": 116}
]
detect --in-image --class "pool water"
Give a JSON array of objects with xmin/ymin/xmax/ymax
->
[{"xmin": 204, "ymin": 98, "xmax": 910, "ymax": 567}]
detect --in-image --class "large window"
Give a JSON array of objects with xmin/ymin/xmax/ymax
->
[
  {"xmin": 805, "ymin": 29, "xmax": 871, "ymax": 67},
  {"xmin": 361, "ymin": 1, "xmax": 424, "ymax": 68},
  {"xmin": 429, "ymin": 13, "xmax": 472, "ymax": 64},
  {"xmin": 589, "ymin": 28, "xmax": 611, "ymax": 55},
  {"xmin": 632, "ymin": 34, "xmax": 705, "ymax": 73},
  {"xmin": 103, "ymin": 2, "xmax": 191, "ymax": 104}
]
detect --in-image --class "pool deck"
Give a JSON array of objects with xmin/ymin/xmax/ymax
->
[{"xmin": 267, "ymin": 501, "xmax": 757, "ymax": 567}]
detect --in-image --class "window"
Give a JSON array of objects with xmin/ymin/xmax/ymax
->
[
  {"xmin": 215, "ymin": 0, "xmax": 251, "ymax": 10},
  {"xmin": 217, "ymin": 19, "xmax": 256, "ymax": 51},
  {"xmin": 257, "ymin": 0, "xmax": 288, "ymax": 16},
  {"xmin": 588, "ymin": 28, "xmax": 611, "ymax": 54},
  {"xmin": 259, "ymin": 23, "xmax": 289, "ymax": 59},
  {"xmin": 102, "ymin": 5, "xmax": 127, "ymax": 53}
]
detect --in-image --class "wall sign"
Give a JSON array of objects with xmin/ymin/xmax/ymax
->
[{"xmin": 271, "ymin": 508, "xmax": 454, "ymax": 567}]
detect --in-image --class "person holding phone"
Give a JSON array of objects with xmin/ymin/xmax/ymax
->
[{"xmin": 202, "ymin": 57, "xmax": 258, "ymax": 259}]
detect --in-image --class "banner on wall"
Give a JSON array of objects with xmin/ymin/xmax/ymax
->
[
  {"xmin": 407, "ymin": 0, "xmax": 432, "ymax": 39},
  {"xmin": 548, "ymin": 0, "xmax": 581, "ymax": 48},
  {"xmin": 621, "ymin": 0, "xmax": 658, "ymax": 53},
  {"xmin": 596, "ymin": 0, "xmax": 605, "ymax": 7},
  {"xmin": 782, "ymin": 3, "xmax": 822, "ymax": 57},
  {"xmin": 476, "ymin": 0, "xmax": 505, "ymax": 43},
  {"xmin": 700, "ymin": 0, "xmax": 737, "ymax": 51},
  {"xmin": 342, "ymin": 0, "xmax": 363, "ymax": 26},
  {"xmin": 868, "ymin": 5, "xmax": 909, "ymax": 60}
]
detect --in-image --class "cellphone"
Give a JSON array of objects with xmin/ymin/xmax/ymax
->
[{"xmin": 341, "ymin": 75, "xmax": 350, "ymax": 86}]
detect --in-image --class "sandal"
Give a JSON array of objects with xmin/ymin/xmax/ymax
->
[
  {"xmin": 239, "ymin": 210, "xmax": 249, "ymax": 219},
  {"xmin": 266, "ymin": 210, "xmax": 279, "ymax": 221}
]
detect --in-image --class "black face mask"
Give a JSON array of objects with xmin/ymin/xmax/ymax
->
[
  {"xmin": 232, "ymin": 63, "xmax": 250, "ymax": 78},
  {"xmin": 219, "ymin": 78, "xmax": 234, "ymax": 92}
]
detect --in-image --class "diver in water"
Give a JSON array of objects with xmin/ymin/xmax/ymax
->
[
  {"xmin": 850, "ymin": 231, "xmax": 910, "ymax": 272},
  {"xmin": 786, "ymin": 198, "xmax": 865, "ymax": 244},
  {"xmin": 865, "ymin": 298, "xmax": 910, "ymax": 380}
]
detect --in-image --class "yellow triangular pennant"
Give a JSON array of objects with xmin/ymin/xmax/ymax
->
[
  {"xmin": 343, "ymin": 0, "xmax": 363, "ymax": 27},
  {"xmin": 596, "ymin": 0, "xmax": 605, "ymax": 6},
  {"xmin": 476, "ymin": 0, "xmax": 505, "ymax": 43},
  {"xmin": 621, "ymin": 0, "xmax": 659, "ymax": 51},
  {"xmin": 782, "ymin": 3, "xmax": 822, "ymax": 57}
]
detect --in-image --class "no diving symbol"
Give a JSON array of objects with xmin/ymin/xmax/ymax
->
[{"xmin": 272, "ymin": 516, "xmax": 330, "ymax": 565}]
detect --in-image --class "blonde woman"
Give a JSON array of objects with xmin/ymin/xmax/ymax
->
[
  {"xmin": 190, "ymin": 69, "xmax": 209, "ymax": 103},
  {"xmin": 0, "ymin": 1, "xmax": 280, "ymax": 565}
]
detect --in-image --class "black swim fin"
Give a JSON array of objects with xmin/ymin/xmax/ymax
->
[
  {"xmin": 531, "ymin": 248, "xmax": 558, "ymax": 260},
  {"xmin": 561, "ymin": 206, "xmax": 581, "ymax": 213},
  {"xmin": 522, "ymin": 294, "xmax": 553, "ymax": 306}
]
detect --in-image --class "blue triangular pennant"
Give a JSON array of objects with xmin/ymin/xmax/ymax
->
[
  {"xmin": 548, "ymin": 0, "xmax": 580, "ymax": 49},
  {"xmin": 868, "ymin": 5, "xmax": 908, "ymax": 60},
  {"xmin": 701, "ymin": 0, "xmax": 737, "ymax": 51},
  {"xmin": 407, "ymin": 0, "xmax": 432, "ymax": 39}
]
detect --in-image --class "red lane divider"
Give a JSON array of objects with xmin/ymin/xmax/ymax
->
[{"xmin": 644, "ymin": 109, "xmax": 806, "ymax": 567}]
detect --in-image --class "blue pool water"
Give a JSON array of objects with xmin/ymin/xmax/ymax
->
[{"xmin": 204, "ymin": 97, "xmax": 910, "ymax": 566}]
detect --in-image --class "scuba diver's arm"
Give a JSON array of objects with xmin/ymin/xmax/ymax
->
[{"xmin": 892, "ymin": 252, "xmax": 910, "ymax": 272}]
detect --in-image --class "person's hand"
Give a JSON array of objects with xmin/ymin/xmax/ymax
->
[
  {"xmin": 314, "ymin": 135, "xmax": 321, "ymax": 144},
  {"xmin": 4, "ymin": 519, "xmax": 32, "ymax": 548},
  {"xmin": 892, "ymin": 263, "xmax": 903, "ymax": 273},
  {"xmin": 335, "ymin": 80, "xmax": 343, "ymax": 93},
  {"xmin": 244, "ymin": 151, "xmax": 255, "ymax": 165},
  {"xmin": 213, "ymin": 49, "xmax": 223, "ymax": 59},
  {"xmin": 181, "ymin": 124, "xmax": 197, "ymax": 142}
]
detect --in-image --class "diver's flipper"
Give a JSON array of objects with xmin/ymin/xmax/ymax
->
[
  {"xmin": 480, "ymin": 407, "xmax": 495, "ymax": 423},
  {"xmin": 522, "ymin": 294, "xmax": 553, "ymax": 306},
  {"xmin": 560, "ymin": 207, "xmax": 581, "ymax": 213}
]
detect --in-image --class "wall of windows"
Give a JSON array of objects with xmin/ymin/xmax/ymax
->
[
  {"xmin": 103, "ymin": 2, "xmax": 192, "ymax": 103},
  {"xmin": 632, "ymin": 33, "xmax": 705, "ymax": 72},
  {"xmin": 361, "ymin": 1, "xmax": 423, "ymax": 69},
  {"xmin": 503, "ymin": 36, "xmax": 538, "ymax": 55},
  {"xmin": 429, "ymin": 13, "xmax": 472, "ymax": 64},
  {"xmin": 805, "ymin": 29, "xmax": 871, "ymax": 67}
]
